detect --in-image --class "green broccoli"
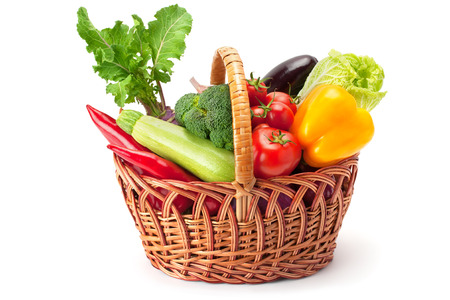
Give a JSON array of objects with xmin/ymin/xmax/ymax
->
[{"xmin": 174, "ymin": 84, "xmax": 233, "ymax": 151}]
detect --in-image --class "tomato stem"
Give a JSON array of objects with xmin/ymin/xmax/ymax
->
[
  {"xmin": 265, "ymin": 130, "xmax": 296, "ymax": 145},
  {"xmin": 246, "ymin": 72, "xmax": 270, "ymax": 90},
  {"xmin": 256, "ymin": 96, "xmax": 273, "ymax": 118}
]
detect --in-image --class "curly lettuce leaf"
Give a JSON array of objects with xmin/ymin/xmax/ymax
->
[
  {"xmin": 298, "ymin": 50, "xmax": 387, "ymax": 111},
  {"xmin": 148, "ymin": 5, "xmax": 193, "ymax": 83},
  {"xmin": 77, "ymin": 7, "xmax": 149, "ymax": 107},
  {"xmin": 76, "ymin": 5, "xmax": 192, "ymax": 113}
]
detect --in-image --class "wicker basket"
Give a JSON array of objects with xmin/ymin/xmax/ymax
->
[{"xmin": 112, "ymin": 47, "xmax": 359, "ymax": 284}]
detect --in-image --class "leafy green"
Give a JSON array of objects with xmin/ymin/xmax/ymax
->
[
  {"xmin": 149, "ymin": 5, "xmax": 193, "ymax": 83},
  {"xmin": 298, "ymin": 50, "xmax": 387, "ymax": 111},
  {"xmin": 76, "ymin": 5, "xmax": 192, "ymax": 116}
]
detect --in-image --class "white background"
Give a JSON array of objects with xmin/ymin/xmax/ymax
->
[{"xmin": 1, "ymin": 0, "xmax": 449, "ymax": 299}]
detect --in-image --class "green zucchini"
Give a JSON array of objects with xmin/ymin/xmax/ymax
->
[{"xmin": 117, "ymin": 110, "xmax": 235, "ymax": 182}]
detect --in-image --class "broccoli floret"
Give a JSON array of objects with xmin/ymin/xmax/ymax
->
[
  {"xmin": 174, "ymin": 93, "xmax": 199, "ymax": 126},
  {"xmin": 198, "ymin": 84, "xmax": 233, "ymax": 150},
  {"xmin": 183, "ymin": 108, "xmax": 209, "ymax": 139},
  {"xmin": 210, "ymin": 128, "xmax": 234, "ymax": 150},
  {"xmin": 174, "ymin": 84, "xmax": 233, "ymax": 151}
]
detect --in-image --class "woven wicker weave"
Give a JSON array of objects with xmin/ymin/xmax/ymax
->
[{"xmin": 113, "ymin": 47, "xmax": 359, "ymax": 284}]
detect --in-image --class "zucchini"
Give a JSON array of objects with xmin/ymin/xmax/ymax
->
[{"xmin": 117, "ymin": 110, "xmax": 235, "ymax": 182}]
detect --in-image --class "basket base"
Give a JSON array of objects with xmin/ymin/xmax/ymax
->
[{"xmin": 144, "ymin": 243, "xmax": 336, "ymax": 284}]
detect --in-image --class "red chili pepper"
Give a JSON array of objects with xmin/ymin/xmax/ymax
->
[
  {"xmin": 86, "ymin": 105, "xmax": 221, "ymax": 215},
  {"xmin": 107, "ymin": 144, "xmax": 198, "ymax": 182},
  {"xmin": 86, "ymin": 105, "xmax": 148, "ymax": 152},
  {"xmin": 146, "ymin": 186, "xmax": 193, "ymax": 214},
  {"xmin": 138, "ymin": 186, "xmax": 221, "ymax": 216},
  {"xmin": 107, "ymin": 144, "xmax": 221, "ymax": 216},
  {"xmin": 201, "ymin": 195, "xmax": 221, "ymax": 216},
  {"xmin": 87, "ymin": 104, "xmax": 151, "ymax": 177}
]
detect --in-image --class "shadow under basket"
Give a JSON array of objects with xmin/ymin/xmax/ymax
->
[{"xmin": 112, "ymin": 47, "xmax": 359, "ymax": 284}]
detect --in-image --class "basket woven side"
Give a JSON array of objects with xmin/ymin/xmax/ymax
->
[{"xmin": 113, "ymin": 153, "xmax": 358, "ymax": 283}]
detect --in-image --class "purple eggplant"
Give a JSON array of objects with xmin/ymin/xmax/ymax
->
[
  {"xmin": 230, "ymin": 189, "xmax": 292, "ymax": 215},
  {"xmin": 263, "ymin": 55, "xmax": 318, "ymax": 96},
  {"xmin": 303, "ymin": 184, "xmax": 334, "ymax": 208},
  {"xmin": 257, "ymin": 191, "xmax": 292, "ymax": 213}
]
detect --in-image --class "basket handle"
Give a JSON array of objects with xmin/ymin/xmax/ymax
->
[{"xmin": 210, "ymin": 47, "xmax": 255, "ymax": 222}]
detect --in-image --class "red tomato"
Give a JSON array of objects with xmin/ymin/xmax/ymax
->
[
  {"xmin": 247, "ymin": 84, "xmax": 268, "ymax": 107},
  {"xmin": 266, "ymin": 102, "xmax": 294, "ymax": 131},
  {"xmin": 266, "ymin": 91, "xmax": 297, "ymax": 114},
  {"xmin": 253, "ymin": 123, "xmax": 270, "ymax": 131},
  {"xmin": 250, "ymin": 106, "xmax": 267, "ymax": 128},
  {"xmin": 252, "ymin": 126, "xmax": 302, "ymax": 179},
  {"xmin": 246, "ymin": 73, "xmax": 269, "ymax": 107}
]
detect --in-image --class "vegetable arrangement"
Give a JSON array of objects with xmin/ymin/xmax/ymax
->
[
  {"xmin": 78, "ymin": 5, "xmax": 386, "ymax": 216},
  {"xmin": 117, "ymin": 110, "xmax": 235, "ymax": 183}
]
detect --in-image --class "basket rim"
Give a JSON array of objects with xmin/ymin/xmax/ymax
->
[{"xmin": 113, "ymin": 151, "xmax": 359, "ymax": 222}]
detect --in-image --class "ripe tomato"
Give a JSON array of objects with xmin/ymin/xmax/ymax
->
[
  {"xmin": 253, "ymin": 123, "xmax": 270, "ymax": 131},
  {"xmin": 246, "ymin": 72, "xmax": 269, "ymax": 107},
  {"xmin": 266, "ymin": 102, "xmax": 294, "ymax": 131},
  {"xmin": 266, "ymin": 91, "xmax": 297, "ymax": 114},
  {"xmin": 250, "ymin": 106, "xmax": 267, "ymax": 128},
  {"xmin": 252, "ymin": 126, "xmax": 302, "ymax": 179}
]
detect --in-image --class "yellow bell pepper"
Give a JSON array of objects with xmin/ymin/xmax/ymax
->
[{"xmin": 290, "ymin": 85, "xmax": 374, "ymax": 168}]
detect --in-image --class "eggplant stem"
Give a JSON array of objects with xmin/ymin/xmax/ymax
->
[{"xmin": 190, "ymin": 77, "xmax": 210, "ymax": 93}]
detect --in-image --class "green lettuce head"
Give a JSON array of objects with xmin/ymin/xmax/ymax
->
[{"xmin": 298, "ymin": 50, "xmax": 387, "ymax": 111}]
